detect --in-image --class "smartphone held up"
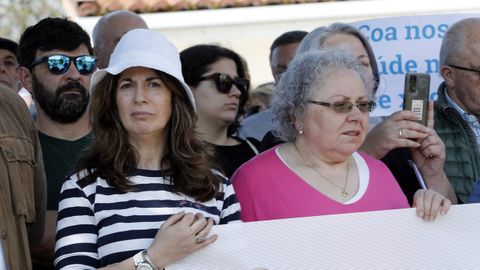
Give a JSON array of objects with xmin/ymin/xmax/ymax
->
[{"xmin": 403, "ymin": 72, "xmax": 430, "ymax": 126}]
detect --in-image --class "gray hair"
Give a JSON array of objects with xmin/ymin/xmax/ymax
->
[
  {"xmin": 296, "ymin": 23, "xmax": 379, "ymax": 93},
  {"xmin": 439, "ymin": 18, "xmax": 480, "ymax": 66},
  {"xmin": 271, "ymin": 48, "xmax": 373, "ymax": 142}
]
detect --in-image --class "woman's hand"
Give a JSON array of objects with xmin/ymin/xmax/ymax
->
[
  {"xmin": 361, "ymin": 110, "xmax": 432, "ymax": 159},
  {"xmin": 413, "ymin": 189, "xmax": 451, "ymax": 221},
  {"xmin": 409, "ymin": 102, "xmax": 445, "ymax": 176},
  {"xmin": 147, "ymin": 212, "xmax": 217, "ymax": 269},
  {"xmin": 410, "ymin": 102, "xmax": 457, "ymax": 203}
]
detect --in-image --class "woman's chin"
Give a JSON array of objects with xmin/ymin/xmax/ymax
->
[
  {"xmin": 219, "ymin": 115, "xmax": 237, "ymax": 125},
  {"xmin": 335, "ymin": 144, "xmax": 362, "ymax": 157}
]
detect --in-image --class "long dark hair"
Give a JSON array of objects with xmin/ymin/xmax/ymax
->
[
  {"xmin": 180, "ymin": 44, "xmax": 249, "ymax": 136},
  {"xmin": 77, "ymin": 69, "xmax": 220, "ymax": 201}
]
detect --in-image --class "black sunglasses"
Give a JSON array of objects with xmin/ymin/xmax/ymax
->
[
  {"xmin": 30, "ymin": 54, "xmax": 96, "ymax": 75},
  {"xmin": 448, "ymin": 64, "xmax": 480, "ymax": 75},
  {"xmin": 308, "ymin": 100, "xmax": 376, "ymax": 113},
  {"xmin": 199, "ymin": 73, "xmax": 250, "ymax": 94}
]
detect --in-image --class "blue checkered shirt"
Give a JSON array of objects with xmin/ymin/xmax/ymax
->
[{"xmin": 445, "ymin": 91, "xmax": 480, "ymax": 146}]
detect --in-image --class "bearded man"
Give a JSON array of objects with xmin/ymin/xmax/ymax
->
[{"xmin": 17, "ymin": 17, "xmax": 95, "ymax": 270}]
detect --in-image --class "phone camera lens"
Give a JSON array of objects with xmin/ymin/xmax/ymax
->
[{"xmin": 409, "ymin": 75, "xmax": 417, "ymax": 93}]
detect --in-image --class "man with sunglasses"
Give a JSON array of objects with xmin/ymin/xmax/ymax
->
[
  {"xmin": 17, "ymin": 17, "xmax": 95, "ymax": 269},
  {"xmin": 434, "ymin": 17, "xmax": 480, "ymax": 203}
]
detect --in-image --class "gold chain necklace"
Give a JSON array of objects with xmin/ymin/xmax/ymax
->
[{"xmin": 294, "ymin": 143, "xmax": 350, "ymax": 197}]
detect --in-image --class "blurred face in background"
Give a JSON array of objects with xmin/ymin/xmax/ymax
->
[
  {"xmin": 270, "ymin": 42, "xmax": 301, "ymax": 84},
  {"xmin": 94, "ymin": 13, "xmax": 148, "ymax": 69},
  {"xmin": 0, "ymin": 48, "xmax": 18, "ymax": 91},
  {"xmin": 323, "ymin": 33, "xmax": 373, "ymax": 76}
]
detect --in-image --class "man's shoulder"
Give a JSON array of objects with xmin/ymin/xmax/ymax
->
[
  {"xmin": 239, "ymin": 109, "xmax": 274, "ymax": 140},
  {"xmin": 242, "ymin": 109, "xmax": 273, "ymax": 126},
  {"xmin": 0, "ymin": 86, "xmax": 34, "ymax": 130},
  {"xmin": 0, "ymin": 85, "xmax": 28, "ymax": 110}
]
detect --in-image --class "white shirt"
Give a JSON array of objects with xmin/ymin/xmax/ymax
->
[{"xmin": 0, "ymin": 244, "xmax": 8, "ymax": 270}]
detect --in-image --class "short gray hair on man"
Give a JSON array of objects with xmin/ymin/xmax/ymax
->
[
  {"xmin": 296, "ymin": 23, "xmax": 380, "ymax": 93},
  {"xmin": 271, "ymin": 48, "xmax": 373, "ymax": 142},
  {"xmin": 439, "ymin": 18, "xmax": 480, "ymax": 66}
]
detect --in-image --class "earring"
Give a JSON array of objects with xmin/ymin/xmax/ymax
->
[{"xmin": 299, "ymin": 130, "xmax": 304, "ymax": 135}]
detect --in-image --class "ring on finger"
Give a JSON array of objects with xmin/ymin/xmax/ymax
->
[
  {"xmin": 195, "ymin": 235, "xmax": 206, "ymax": 243},
  {"xmin": 399, "ymin": 129, "xmax": 403, "ymax": 138}
]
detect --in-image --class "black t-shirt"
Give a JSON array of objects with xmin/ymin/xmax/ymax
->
[
  {"xmin": 39, "ymin": 132, "xmax": 93, "ymax": 210},
  {"xmin": 212, "ymin": 137, "xmax": 261, "ymax": 179},
  {"xmin": 381, "ymin": 148, "xmax": 420, "ymax": 206}
]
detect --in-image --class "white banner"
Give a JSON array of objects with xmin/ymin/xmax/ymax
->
[
  {"xmin": 351, "ymin": 14, "xmax": 480, "ymax": 116},
  {"xmin": 168, "ymin": 204, "xmax": 480, "ymax": 270}
]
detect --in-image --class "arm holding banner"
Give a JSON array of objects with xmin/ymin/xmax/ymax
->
[{"xmin": 413, "ymin": 189, "xmax": 451, "ymax": 221}]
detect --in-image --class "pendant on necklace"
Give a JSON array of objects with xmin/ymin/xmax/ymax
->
[{"xmin": 341, "ymin": 191, "xmax": 348, "ymax": 197}]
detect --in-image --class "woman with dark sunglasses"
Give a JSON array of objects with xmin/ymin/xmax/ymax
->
[
  {"xmin": 180, "ymin": 45, "xmax": 261, "ymax": 178},
  {"xmin": 54, "ymin": 30, "xmax": 241, "ymax": 270},
  {"xmin": 232, "ymin": 48, "xmax": 451, "ymax": 222}
]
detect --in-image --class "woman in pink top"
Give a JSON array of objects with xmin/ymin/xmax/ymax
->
[{"xmin": 231, "ymin": 48, "xmax": 451, "ymax": 222}]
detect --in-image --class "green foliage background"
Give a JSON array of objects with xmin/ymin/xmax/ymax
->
[{"xmin": 0, "ymin": 0, "xmax": 64, "ymax": 41}]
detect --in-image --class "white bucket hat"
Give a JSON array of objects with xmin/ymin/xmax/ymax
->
[{"xmin": 90, "ymin": 29, "xmax": 195, "ymax": 110}]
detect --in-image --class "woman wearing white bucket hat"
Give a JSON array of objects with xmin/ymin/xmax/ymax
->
[{"xmin": 54, "ymin": 29, "xmax": 241, "ymax": 269}]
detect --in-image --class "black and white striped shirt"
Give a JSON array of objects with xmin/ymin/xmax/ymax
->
[{"xmin": 54, "ymin": 168, "xmax": 241, "ymax": 269}]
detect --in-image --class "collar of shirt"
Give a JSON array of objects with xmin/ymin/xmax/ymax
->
[
  {"xmin": 445, "ymin": 88, "xmax": 470, "ymax": 120},
  {"xmin": 445, "ymin": 88, "xmax": 480, "ymax": 144}
]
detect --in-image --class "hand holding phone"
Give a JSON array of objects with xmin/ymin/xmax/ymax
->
[{"xmin": 403, "ymin": 72, "xmax": 430, "ymax": 126}]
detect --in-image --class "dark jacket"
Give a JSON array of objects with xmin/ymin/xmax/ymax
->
[{"xmin": 434, "ymin": 82, "xmax": 480, "ymax": 203}]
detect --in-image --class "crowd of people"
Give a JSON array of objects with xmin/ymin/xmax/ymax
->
[{"xmin": 0, "ymin": 9, "xmax": 479, "ymax": 270}]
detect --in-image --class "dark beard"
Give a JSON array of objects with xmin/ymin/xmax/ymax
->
[{"xmin": 32, "ymin": 74, "xmax": 89, "ymax": 124}]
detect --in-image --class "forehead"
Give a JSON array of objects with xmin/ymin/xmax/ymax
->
[
  {"xmin": 0, "ymin": 48, "xmax": 17, "ymax": 59},
  {"xmin": 323, "ymin": 34, "xmax": 368, "ymax": 58},
  {"xmin": 311, "ymin": 69, "xmax": 366, "ymax": 98},
  {"xmin": 35, "ymin": 44, "xmax": 91, "ymax": 58},
  {"xmin": 206, "ymin": 57, "xmax": 238, "ymax": 75},
  {"xmin": 119, "ymin": 66, "xmax": 158, "ymax": 78}
]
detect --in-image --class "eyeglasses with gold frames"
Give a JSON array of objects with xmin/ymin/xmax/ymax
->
[{"xmin": 308, "ymin": 100, "xmax": 376, "ymax": 113}]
